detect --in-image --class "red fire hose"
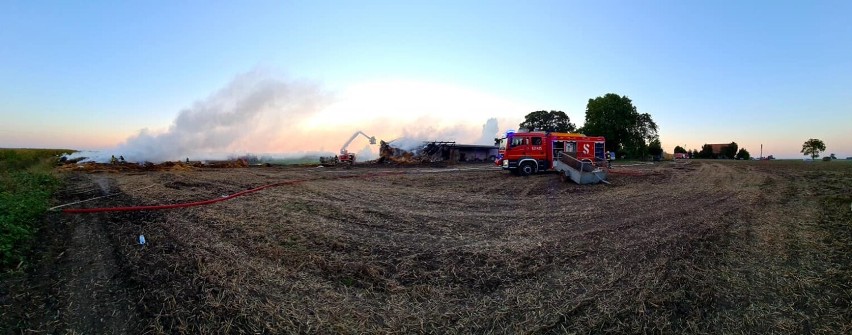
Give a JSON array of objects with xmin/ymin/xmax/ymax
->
[{"xmin": 62, "ymin": 171, "xmax": 404, "ymax": 214}]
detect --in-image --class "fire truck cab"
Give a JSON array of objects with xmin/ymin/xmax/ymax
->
[{"xmin": 496, "ymin": 131, "xmax": 606, "ymax": 176}]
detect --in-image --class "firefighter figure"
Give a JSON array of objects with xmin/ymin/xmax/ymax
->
[{"xmin": 605, "ymin": 151, "xmax": 613, "ymax": 169}]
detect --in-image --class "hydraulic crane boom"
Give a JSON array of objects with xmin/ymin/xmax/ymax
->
[
  {"xmin": 320, "ymin": 130, "xmax": 378, "ymax": 167},
  {"xmin": 340, "ymin": 131, "xmax": 377, "ymax": 154}
]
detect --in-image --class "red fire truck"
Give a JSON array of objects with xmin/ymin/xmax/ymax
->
[{"xmin": 496, "ymin": 131, "xmax": 606, "ymax": 175}]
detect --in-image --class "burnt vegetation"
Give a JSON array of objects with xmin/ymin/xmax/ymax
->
[{"xmin": 2, "ymin": 160, "xmax": 850, "ymax": 333}]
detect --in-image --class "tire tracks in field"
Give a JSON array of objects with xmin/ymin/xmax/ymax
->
[
  {"xmin": 9, "ymin": 173, "xmax": 142, "ymax": 333},
  {"xmin": 28, "ymin": 162, "xmax": 849, "ymax": 333}
]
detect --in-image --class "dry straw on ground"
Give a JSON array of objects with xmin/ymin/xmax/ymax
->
[{"xmin": 4, "ymin": 160, "xmax": 850, "ymax": 333}]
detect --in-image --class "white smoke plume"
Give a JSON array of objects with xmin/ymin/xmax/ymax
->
[
  {"xmin": 355, "ymin": 144, "xmax": 378, "ymax": 161},
  {"xmin": 66, "ymin": 70, "xmax": 521, "ymax": 163},
  {"xmin": 387, "ymin": 118, "xmax": 499, "ymax": 152},
  {"xmin": 477, "ymin": 118, "xmax": 499, "ymax": 145},
  {"xmin": 388, "ymin": 124, "xmax": 468, "ymax": 151},
  {"xmin": 111, "ymin": 71, "xmax": 330, "ymax": 162}
]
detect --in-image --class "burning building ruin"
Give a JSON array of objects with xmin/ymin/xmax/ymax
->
[{"xmin": 378, "ymin": 140, "xmax": 498, "ymax": 164}]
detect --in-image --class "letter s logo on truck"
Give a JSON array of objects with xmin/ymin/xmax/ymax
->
[{"xmin": 583, "ymin": 144, "xmax": 590, "ymax": 154}]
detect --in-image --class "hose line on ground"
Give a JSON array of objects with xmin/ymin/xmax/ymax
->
[{"xmin": 62, "ymin": 171, "xmax": 405, "ymax": 214}]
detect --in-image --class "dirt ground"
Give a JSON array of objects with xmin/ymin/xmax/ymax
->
[{"xmin": 2, "ymin": 160, "xmax": 850, "ymax": 333}]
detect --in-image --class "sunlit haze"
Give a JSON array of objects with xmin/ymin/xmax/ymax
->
[{"xmin": 2, "ymin": 1, "xmax": 850, "ymax": 160}]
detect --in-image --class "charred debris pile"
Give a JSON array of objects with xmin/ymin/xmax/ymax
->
[
  {"xmin": 56, "ymin": 159, "xmax": 252, "ymax": 172},
  {"xmin": 377, "ymin": 140, "xmax": 498, "ymax": 164}
]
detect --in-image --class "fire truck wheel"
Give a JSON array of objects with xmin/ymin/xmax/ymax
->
[{"xmin": 519, "ymin": 162, "xmax": 535, "ymax": 176}]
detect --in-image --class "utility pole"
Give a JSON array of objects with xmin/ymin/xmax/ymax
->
[{"xmin": 760, "ymin": 144, "xmax": 763, "ymax": 160}]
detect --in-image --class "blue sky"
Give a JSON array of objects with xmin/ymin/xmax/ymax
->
[{"xmin": 1, "ymin": 0, "xmax": 850, "ymax": 158}]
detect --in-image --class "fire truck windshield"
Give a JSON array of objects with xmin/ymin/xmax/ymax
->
[
  {"xmin": 510, "ymin": 137, "xmax": 526, "ymax": 148},
  {"xmin": 498, "ymin": 138, "xmax": 507, "ymax": 150}
]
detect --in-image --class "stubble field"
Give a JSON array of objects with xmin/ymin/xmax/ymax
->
[{"xmin": 3, "ymin": 160, "xmax": 850, "ymax": 333}]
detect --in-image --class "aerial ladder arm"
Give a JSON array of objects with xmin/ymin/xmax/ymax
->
[{"xmin": 340, "ymin": 131, "xmax": 377, "ymax": 154}]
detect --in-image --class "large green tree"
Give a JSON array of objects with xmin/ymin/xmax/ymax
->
[
  {"xmin": 673, "ymin": 146, "xmax": 687, "ymax": 154},
  {"xmin": 580, "ymin": 93, "xmax": 658, "ymax": 158},
  {"xmin": 801, "ymin": 138, "xmax": 826, "ymax": 160},
  {"xmin": 736, "ymin": 148, "xmax": 751, "ymax": 160},
  {"xmin": 518, "ymin": 110, "xmax": 576, "ymax": 132},
  {"xmin": 721, "ymin": 142, "xmax": 738, "ymax": 159},
  {"xmin": 648, "ymin": 138, "xmax": 663, "ymax": 160},
  {"xmin": 697, "ymin": 144, "xmax": 715, "ymax": 159}
]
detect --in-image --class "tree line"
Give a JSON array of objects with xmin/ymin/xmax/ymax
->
[
  {"xmin": 674, "ymin": 143, "xmax": 750, "ymax": 160},
  {"xmin": 517, "ymin": 95, "xmax": 833, "ymax": 161}
]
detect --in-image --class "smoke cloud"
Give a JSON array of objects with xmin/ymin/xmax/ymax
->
[
  {"xmin": 112, "ymin": 71, "xmax": 331, "ymax": 162},
  {"xmin": 68, "ymin": 70, "xmax": 521, "ymax": 163},
  {"xmin": 387, "ymin": 118, "xmax": 500, "ymax": 151},
  {"xmin": 477, "ymin": 118, "xmax": 499, "ymax": 145}
]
